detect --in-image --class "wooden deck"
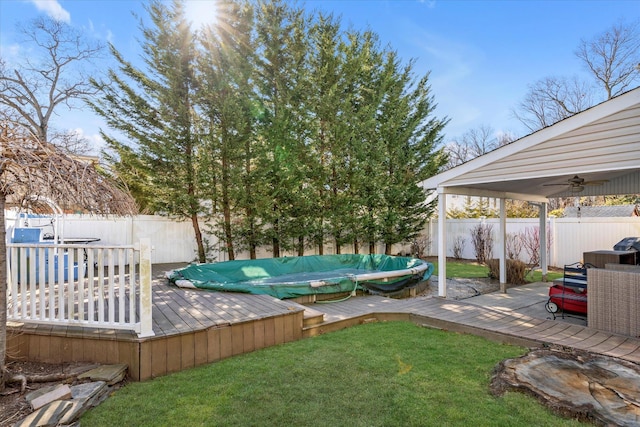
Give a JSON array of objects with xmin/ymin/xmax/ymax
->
[
  {"xmin": 8, "ymin": 278, "xmax": 640, "ymax": 382},
  {"xmin": 8, "ymin": 281, "xmax": 306, "ymax": 380}
]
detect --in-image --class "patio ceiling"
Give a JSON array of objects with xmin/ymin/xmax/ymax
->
[{"xmin": 421, "ymin": 87, "xmax": 640, "ymax": 202}]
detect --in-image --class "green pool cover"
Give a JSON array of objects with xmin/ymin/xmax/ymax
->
[{"xmin": 168, "ymin": 254, "xmax": 434, "ymax": 299}]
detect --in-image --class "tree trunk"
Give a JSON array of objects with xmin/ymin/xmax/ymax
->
[
  {"xmin": 191, "ymin": 213, "xmax": 206, "ymax": 263},
  {"xmin": 0, "ymin": 193, "xmax": 7, "ymax": 392},
  {"xmin": 223, "ymin": 202, "xmax": 235, "ymax": 261},
  {"xmin": 221, "ymin": 146, "xmax": 235, "ymax": 261},
  {"xmin": 272, "ymin": 212, "xmax": 280, "ymax": 257}
]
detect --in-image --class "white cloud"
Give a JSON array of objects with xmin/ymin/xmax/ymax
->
[
  {"xmin": 72, "ymin": 127, "xmax": 106, "ymax": 156},
  {"xmin": 30, "ymin": 0, "xmax": 71, "ymax": 23},
  {"xmin": 0, "ymin": 43, "xmax": 21, "ymax": 60}
]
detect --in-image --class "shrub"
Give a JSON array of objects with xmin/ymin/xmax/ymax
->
[
  {"xmin": 452, "ymin": 235, "xmax": 465, "ymax": 259},
  {"xmin": 487, "ymin": 258, "xmax": 527, "ymax": 285},
  {"xmin": 410, "ymin": 235, "xmax": 431, "ymax": 258},
  {"xmin": 470, "ymin": 223, "xmax": 494, "ymax": 264},
  {"xmin": 505, "ymin": 232, "xmax": 523, "ymax": 260}
]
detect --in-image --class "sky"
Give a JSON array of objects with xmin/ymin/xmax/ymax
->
[{"xmin": 1, "ymin": 0, "xmax": 639, "ymax": 155}]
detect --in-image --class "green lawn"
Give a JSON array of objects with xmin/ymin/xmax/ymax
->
[
  {"xmin": 431, "ymin": 260, "xmax": 563, "ymax": 282},
  {"xmin": 83, "ymin": 322, "xmax": 581, "ymax": 426}
]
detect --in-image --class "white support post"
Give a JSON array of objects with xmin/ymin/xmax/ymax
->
[
  {"xmin": 499, "ymin": 198, "xmax": 507, "ymax": 293},
  {"xmin": 138, "ymin": 238, "xmax": 154, "ymax": 337},
  {"xmin": 438, "ymin": 191, "xmax": 447, "ymax": 298},
  {"xmin": 539, "ymin": 203, "xmax": 548, "ymax": 281}
]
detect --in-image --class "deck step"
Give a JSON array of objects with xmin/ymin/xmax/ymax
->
[
  {"xmin": 302, "ymin": 306, "xmax": 325, "ymax": 327},
  {"xmin": 283, "ymin": 300, "xmax": 326, "ymax": 328}
]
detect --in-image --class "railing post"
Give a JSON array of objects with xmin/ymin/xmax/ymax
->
[{"xmin": 138, "ymin": 238, "xmax": 154, "ymax": 337}]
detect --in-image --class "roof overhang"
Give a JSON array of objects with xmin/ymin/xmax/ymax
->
[{"xmin": 422, "ymin": 87, "xmax": 640, "ymax": 202}]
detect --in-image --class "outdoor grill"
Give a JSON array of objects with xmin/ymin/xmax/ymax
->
[{"xmin": 613, "ymin": 237, "xmax": 640, "ymax": 264}]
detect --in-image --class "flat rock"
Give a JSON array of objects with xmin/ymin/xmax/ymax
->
[
  {"xmin": 491, "ymin": 348, "xmax": 640, "ymax": 426},
  {"xmin": 14, "ymin": 400, "xmax": 73, "ymax": 427},
  {"xmin": 57, "ymin": 401, "xmax": 84, "ymax": 426},
  {"xmin": 78, "ymin": 363, "xmax": 127, "ymax": 385},
  {"xmin": 70, "ymin": 381, "xmax": 107, "ymax": 401},
  {"xmin": 28, "ymin": 384, "xmax": 72, "ymax": 410},
  {"xmin": 25, "ymin": 385, "xmax": 58, "ymax": 405}
]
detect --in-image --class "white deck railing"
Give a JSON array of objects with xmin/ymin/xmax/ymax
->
[{"xmin": 6, "ymin": 238, "xmax": 154, "ymax": 337}]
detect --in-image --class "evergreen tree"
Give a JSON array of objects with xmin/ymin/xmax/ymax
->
[
  {"xmin": 375, "ymin": 54, "xmax": 448, "ymax": 254},
  {"xmin": 89, "ymin": 0, "xmax": 208, "ymax": 262},
  {"xmin": 198, "ymin": 0, "xmax": 258, "ymax": 260},
  {"xmin": 338, "ymin": 30, "xmax": 386, "ymax": 254},
  {"xmin": 253, "ymin": 0, "xmax": 311, "ymax": 257},
  {"xmin": 306, "ymin": 12, "xmax": 348, "ymax": 254}
]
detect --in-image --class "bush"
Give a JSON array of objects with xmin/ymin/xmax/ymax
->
[
  {"xmin": 470, "ymin": 223, "xmax": 494, "ymax": 264},
  {"xmin": 452, "ymin": 235, "xmax": 465, "ymax": 259},
  {"xmin": 487, "ymin": 258, "xmax": 527, "ymax": 285}
]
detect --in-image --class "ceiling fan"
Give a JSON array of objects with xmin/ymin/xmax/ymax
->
[{"xmin": 543, "ymin": 175, "xmax": 609, "ymax": 193}]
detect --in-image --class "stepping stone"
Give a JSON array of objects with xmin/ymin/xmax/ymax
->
[
  {"xmin": 25, "ymin": 385, "xmax": 58, "ymax": 405},
  {"xmin": 28, "ymin": 384, "xmax": 72, "ymax": 410},
  {"xmin": 70, "ymin": 381, "xmax": 107, "ymax": 402},
  {"xmin": 14, "ymin": 400, "xmax": 73, "ymax": 427},
  {"xmin": 65, "ymin": 363, "xmax": 100, "ymax": 376},
  {"xmin": 78, "ymin": 364, "xmax": 128, "ymax": 385},
  {"xmin": 57, "ymin": 401, "xmax": 84, "ymax": 426}
]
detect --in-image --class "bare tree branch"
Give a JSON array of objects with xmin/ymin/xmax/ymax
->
[
  {"xmin": 576, "ymin": 20, "xmax": 640, "ymax": 99},
  {"xmin": 512, "ymin": 76, "xmax": 593, "ymax": 132},
  {"xmin": 0, "ymin": 122, "xmax": 136, "ymax": 214},
  {"xmin": 514, "ymin": 21, "xmax": 640, "ymax": 133},
  {"xmin": 0, "ymin": 17, "xmax": 104, "ymax": 147},
  {"xmin": 444, "ymin": 125, "xmax": 515, "ymax": 169}
]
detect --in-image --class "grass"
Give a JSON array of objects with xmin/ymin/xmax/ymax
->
[
  {"xmin": 431, "ymin": 260, "xmax": 563, "ymax": 282},
  {"xmin": 82, "ymin": 322, "xmax": 581, "ymax": 427}
]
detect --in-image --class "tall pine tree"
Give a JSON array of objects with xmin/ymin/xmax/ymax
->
[
  {"xmin": 198, "ymin": 0, "xmax": 259, "ymax": 260},
  {"xmin": 90, "ymin": 0, "xmax": 209, "ymax": 262}
]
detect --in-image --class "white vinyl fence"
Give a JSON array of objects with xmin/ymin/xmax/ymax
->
[
  {"xmin": 6, "ymin": 212, "xmax": 640, "ymax": 268},
  {"xmin": 423, "ymin": 217, "xmax": 640, "ymax": 267},
  {"xmin": 6, "ymin": 239, "xmax": 154, "ymax": 337}
]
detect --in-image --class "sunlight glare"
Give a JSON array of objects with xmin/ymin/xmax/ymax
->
[{"xmin": 184, "ymin": 0, "xmax": 218, "ymax": 29}]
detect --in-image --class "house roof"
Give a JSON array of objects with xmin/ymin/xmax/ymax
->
[
  {"xmin": 562, "ymin": 205, "xmax": 640, "ymax": 218},
  {"xmin": 421, "ymin": 87, "xmax": 640, "ymax": 202}
]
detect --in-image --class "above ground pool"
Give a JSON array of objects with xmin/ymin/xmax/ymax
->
[{"xmin": 167, "ymin": 254, "xmax": 434, "ymax": 299}]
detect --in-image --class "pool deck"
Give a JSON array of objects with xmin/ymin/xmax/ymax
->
[{"xmin": 8, "ymin": 265, "xmax": 640, "ymax": 381}]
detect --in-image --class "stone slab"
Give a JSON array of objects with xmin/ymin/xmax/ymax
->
[
  {"xmin": 57, "ymin": 401, "xmax": 84, "ymax": 426},
  {"xmin": 78, "ymin": 364, "xmax": 128, "ymax": 385},
  {"xmin": 70, "ymin": 381, "xmax": 107, "ymax": 401},
  {"xmin": 14, "ymin": 400, "xmax": 73, "ymax": 427},
  {"xmin": 25, "ymin": 385, "xmax": 58, "ymax": 405},
  {"xmin": 29, "ymin": 384, "xmax": 72, "ymax": 410}
]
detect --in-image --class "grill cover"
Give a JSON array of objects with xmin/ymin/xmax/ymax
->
[{"xmin": 613, "ymin": 237, "xmax": 640, "ymax": 252}]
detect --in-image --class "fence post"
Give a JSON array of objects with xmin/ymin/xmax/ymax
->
[{"xmin": 138, "ymin": 238, "xmax": 154, "ymax": 337}]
